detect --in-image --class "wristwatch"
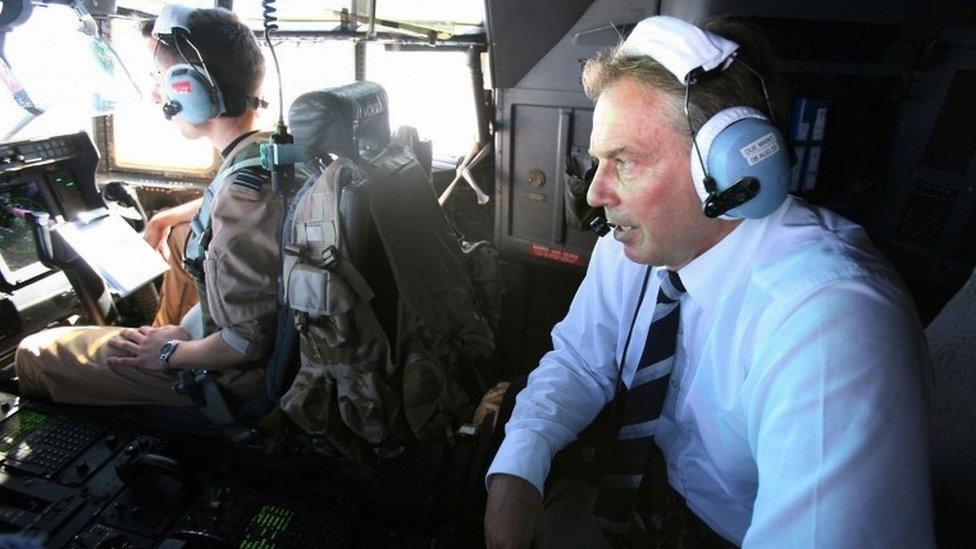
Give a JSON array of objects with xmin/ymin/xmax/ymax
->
[{"xmin": 159, "ymin": 339, "xmax": 183, "ymax": 372}]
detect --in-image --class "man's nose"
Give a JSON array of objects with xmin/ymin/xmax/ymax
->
[
  {"xmin": 150, "ymin": 83, "xmax": 163, "ymax": 105},
  {"xmin": 586, "ymin": 162, "xmax": 618, "ymax": 208}
]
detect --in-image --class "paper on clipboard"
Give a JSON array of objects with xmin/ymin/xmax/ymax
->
[{"xmin": 55, "ymin": 213, "xmax": 169, "ymax": 297}]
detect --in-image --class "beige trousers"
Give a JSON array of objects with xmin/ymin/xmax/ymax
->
[
  {"xmin": 152, "ymin": 222, "xmax": 199, "ymax": 328},
  {"xmin": 15, "ymin": 325, "xmax": 265, "ymax": 406}
]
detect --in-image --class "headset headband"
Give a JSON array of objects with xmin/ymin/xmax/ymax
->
[
  {"xmin": 617, "ymin": 15, "xmax": 739, "ymax": 84},
  {"xmin": 151, "ymin": 4, "xmax": 194, "ymax": 43}
]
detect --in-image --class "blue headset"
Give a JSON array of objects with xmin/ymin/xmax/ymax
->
[
  {"xmin": 151, "ymin": 5, "xmax": 226, "ymax": 124},
  {"xmin": 618, "ymin": 16, "xmax": 790, "ymax": 220}
]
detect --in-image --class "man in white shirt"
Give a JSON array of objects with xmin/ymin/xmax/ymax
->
[{"xmin": 484, "ymin": 15, "xmax": 934, "ymax": 549}]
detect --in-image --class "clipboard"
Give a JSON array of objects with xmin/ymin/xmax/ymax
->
[{"xmin": 55, "ymin": 211, "xmax": 169, "ymax": 297}]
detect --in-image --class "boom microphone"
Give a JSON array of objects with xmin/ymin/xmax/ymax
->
[{"xmin": 589, "ymin": 216, "xmax": 616, "ymax": 236}]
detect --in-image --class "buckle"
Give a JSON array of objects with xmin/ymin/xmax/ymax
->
[
  {"xmin": 320, "ymin": 245, "xmax": 340, "ymax": 271},
  {"xmin": 183, "ymin": 257, "xmax": 204, "ymax": 280}
]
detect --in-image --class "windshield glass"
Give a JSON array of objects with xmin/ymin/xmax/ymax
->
[{"xmin": 1, "ymin": 5, "xmax": 140, "ymax": 141}]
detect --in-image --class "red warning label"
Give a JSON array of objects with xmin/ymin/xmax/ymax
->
[
  {"xmin": 171, "ymin": 80, "xmax": 193, "ymax": 94},
  {"xmin": 529, "ymin": 245, "xmax": 586, "ymax": 266}
]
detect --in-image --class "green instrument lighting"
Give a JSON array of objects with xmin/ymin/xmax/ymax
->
[
  {"xmin": 239, "ymin": 504, "xmax": 295, "ymax": 548},
  {"xmin": 0, "ymin": 409, "xmax": 50, "ymax": 455}
]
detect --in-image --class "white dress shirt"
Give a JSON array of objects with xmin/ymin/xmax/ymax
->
[{"xmin": 487, "ymin": 197, "xmax": 935, "ymax": 547}]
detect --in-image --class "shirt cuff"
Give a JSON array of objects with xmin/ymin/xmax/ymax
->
[
  {"xmin": 219, "ymin": 327, "xmax": 255, "ymax": 356},
  {"xmin": 485, "ymin": 428, "xmax": 555, "ymax": 498},
  {"xmin": 179, "ymin": 303, "xmax": 204, "ymax": 340}
]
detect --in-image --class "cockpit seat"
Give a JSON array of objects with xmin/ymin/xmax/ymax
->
[
  {"xmin": 925, "ymin": 267, "xmax": 976, "ymax": 545},
  {"xmin": 288, "ymin": 81, "xmax": 397, "ymax": 301},
  {"xmin": 261, "ymin": 81, "xmax": 495, "ymax": 460}
]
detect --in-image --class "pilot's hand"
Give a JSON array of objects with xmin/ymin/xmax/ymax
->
[
  {"xmin": 485, "ymin": 473, "xmax": 549, "ymax": 549},
  {"xmin": 106, "ymin": 325, "xmax": 189, "ymax": 370}
]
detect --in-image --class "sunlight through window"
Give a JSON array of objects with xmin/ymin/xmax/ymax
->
[{"xmin": 366, "ymin": 44, "xmax": 479, "ymax": 159}]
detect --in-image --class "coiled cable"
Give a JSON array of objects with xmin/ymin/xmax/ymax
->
[{"xmin": 262, "ymin": 0, "xmax": 286, "ymax": 131}]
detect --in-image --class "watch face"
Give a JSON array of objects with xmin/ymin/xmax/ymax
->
[
  {"xmin": 159, "ymin": 340, "xmax": 180, "ymax": 364},
  {"xmin": 160, "ymin": 341, "xmax": 176, "ymax": 358}
]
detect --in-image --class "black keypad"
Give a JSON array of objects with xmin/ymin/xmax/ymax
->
[{"xmin": 4, "ymin": 415, "xmax": 105, "ymax": 477}]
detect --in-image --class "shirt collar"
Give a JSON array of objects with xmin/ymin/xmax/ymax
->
[
  {"xmin": 220, "ymin": 130, "xmax": 260, "ymax": 159},
  {"xmin": 674, "ymin": 199, "xmax": 791, "ymax": 311}
]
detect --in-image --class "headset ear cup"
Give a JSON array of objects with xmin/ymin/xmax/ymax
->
[
  {"xmin": 689, "ymin": 107, "xmax": 790, "ymax": 219},
  {"xmin": 708, "ymin": 119, "xmax": 789, "ymax": 218},
  {"xmin": 163, "ymin": 64, "xmax": 221, "ymax": 124}
]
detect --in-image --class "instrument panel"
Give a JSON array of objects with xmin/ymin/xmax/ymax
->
[
  {"xmin": 0, "ymin": 178, "xmax": 56, "ymax": 288},
  {"xmin": 0, "ymin": 394, "xmax": 445, "ymax": 548},
  {"xmin": 0, "ymin": 132, "xmax": 100, "ymax": 291}
]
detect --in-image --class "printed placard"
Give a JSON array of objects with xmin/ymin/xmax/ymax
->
[{"xmin": 739, "ymin": 132, "xmax": 780, "ymax": 166}]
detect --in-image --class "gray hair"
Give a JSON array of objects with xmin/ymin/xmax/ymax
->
[{"xmin": 581, "ymin": 16, "xmax": 789, "ymax": 136}]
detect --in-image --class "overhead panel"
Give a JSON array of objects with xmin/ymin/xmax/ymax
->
[
  {"xmin": 485, "ymin": 0, "xmax": 595, "ymax": 89},
  {"xmin": 661, "ymin": 0, "xmax": 927, "ymax": 25},
  {"xmin": 516, "ymin": 0, "xmax": 658, "ymax": 92}
]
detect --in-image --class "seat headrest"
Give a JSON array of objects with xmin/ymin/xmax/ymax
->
[{"xmin": 288, "ymin": 81, "xmax": 391, "ymax": 163}]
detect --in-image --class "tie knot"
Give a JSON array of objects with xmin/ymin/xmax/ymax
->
[
  {"xmin": 656, "ymin": 270, "xmax": 685, "ymax": 304},
  {"xmin": 667, "ymin": 270, "xmax": 686, "ymax": 294}
]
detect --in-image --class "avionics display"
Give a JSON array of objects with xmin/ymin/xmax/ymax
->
[
  {"xmin": 0, "ymin": 409, "xmax": 50, "ymax": 455},
  {"xmin": 47, "ymin": 170, "xmax": 90, "ymax": 219},
  {"xmin": 0, "ymin": 180, "xmax": 52, "ymax": 286}
]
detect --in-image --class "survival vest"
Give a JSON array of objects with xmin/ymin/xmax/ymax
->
[{"xmin": 278, "ymin": 134, "xmax": 496, "ymax": 461}]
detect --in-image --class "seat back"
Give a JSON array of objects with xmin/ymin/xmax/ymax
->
[
  {"xmin": 274, "ymin": 82, "xmax": 496, "ymax": 460},
  {"xmin": 289, "ymin": 80, "xmax": 391, "ymax": 164},
  {"xmin": 925, "ymin": 267, "xmax": 976, "ymax": 544}
]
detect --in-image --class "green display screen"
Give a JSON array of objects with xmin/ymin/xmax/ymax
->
[
  {"xmin": 48, "ymin": 170, "xmax": 88, "ymax": 216},
  {"xmin": 0, "ymin": 409, "xmax": 50, "ymax": 455},
  {"xmin": 239, "ymin": 504, "xmax": 295, "ymax": 548}
]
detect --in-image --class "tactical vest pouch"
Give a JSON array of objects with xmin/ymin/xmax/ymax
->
[
  {"xmin": 278, "ymin": 102, "xmax": 495, "ymax": 461},
  {"xmin": 279, "ymin": 160, "xmax": 403, "ymax": 461}
]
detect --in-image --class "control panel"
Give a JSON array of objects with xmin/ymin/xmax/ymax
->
[
  {"xmin": 0, "ymin": 132, "xmax": 101, "ymax": 291},
  {"xmin": 0, "ymin": 394, "xmax": 444, "ymax": 547},
  {"xmin": 0, "ymin": 136, "xmax": 78, "ymax": 168}
]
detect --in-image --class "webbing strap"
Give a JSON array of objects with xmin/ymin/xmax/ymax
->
[
  {"xmin": 174, "ymin": 369, "xmax": 255, "ymax": 444},
  {"xmin": 334, "ymin": 257, "xmax": 375, "ymax": 302},
  {"xmin": 186, "ymin": 141, "xmax": 265, "ymax": 268}
]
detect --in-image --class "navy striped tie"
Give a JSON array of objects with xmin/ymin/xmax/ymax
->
[{"xmin": 594, "ymin": 270, "xmax": 685, "ymax": 535}]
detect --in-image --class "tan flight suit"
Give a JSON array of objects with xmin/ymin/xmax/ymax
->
[
  {"xmin": 152, "ymin": 221, "xmax": 198, "ymax": 328},
  {"xmin": 15, "ymin": 133, "xmax": 282, "ymax": 406}
]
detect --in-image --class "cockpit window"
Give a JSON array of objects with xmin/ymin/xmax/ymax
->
[
  {"xmin": 364, "ymin": 43, "xmax": 480, "ymax": 158},
  {"xmin": 91, "ymin": 1, "xmax": 485, "ymax": 170},
  {"xmin": 0, "ymin": 6, "xmax": 105, "ymax": 142},
  {"xmin": 255, "ymin": 40, "xmax": 357, "ymax": 131},
  {"xmin": 375, "ymin": 0, "xmax": 485, "ymax": 32},
  {"xmin": 117, "ymin": 0, "xmax": 214, "ymax": 12},
  {"xmin": 105, "ymin": 17, "xmax": 358, "ymax": 176}
]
